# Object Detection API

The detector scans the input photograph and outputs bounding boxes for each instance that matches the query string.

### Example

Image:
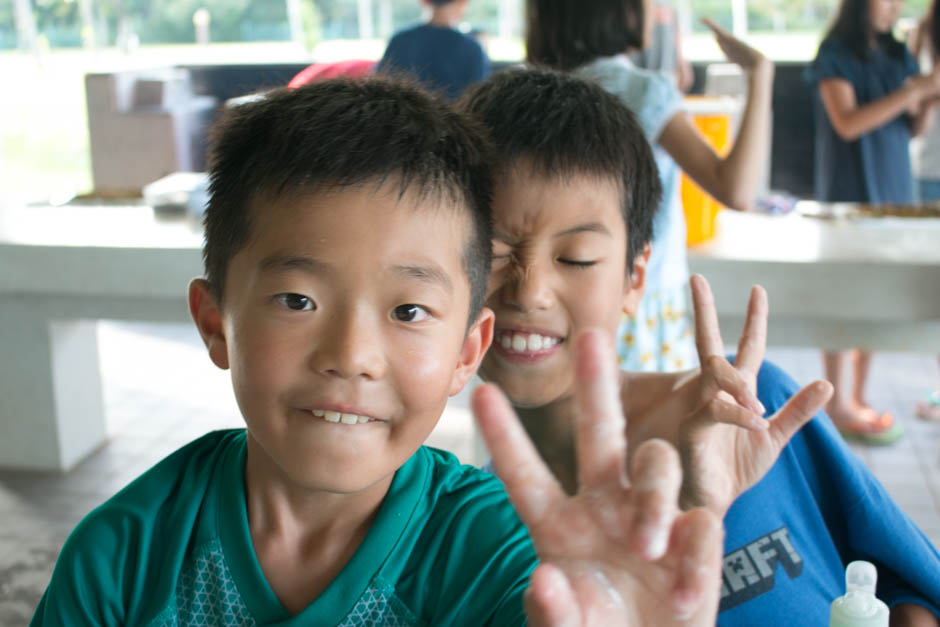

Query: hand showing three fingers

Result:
[674,275,833,517]
[473,329,723,626]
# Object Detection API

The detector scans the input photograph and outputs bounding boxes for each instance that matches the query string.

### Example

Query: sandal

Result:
[837,411,904,446]
[915,392,940,422]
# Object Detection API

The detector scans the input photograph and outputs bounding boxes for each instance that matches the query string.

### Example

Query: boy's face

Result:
[190,182,491,494]
[478,165,646,408]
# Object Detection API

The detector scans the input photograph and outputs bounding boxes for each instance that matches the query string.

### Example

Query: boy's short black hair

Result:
[459,68,660,273]
[203,77,493,321]
[525,0,646,71]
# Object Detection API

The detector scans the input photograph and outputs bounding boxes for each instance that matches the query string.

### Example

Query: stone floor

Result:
[1,321,938,623]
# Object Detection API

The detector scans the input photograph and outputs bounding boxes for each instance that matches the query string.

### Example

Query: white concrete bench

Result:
[2,202,938,471]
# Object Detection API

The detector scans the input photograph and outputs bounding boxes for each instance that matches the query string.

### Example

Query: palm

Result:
[702,17,766,71]
[473,330,722,626]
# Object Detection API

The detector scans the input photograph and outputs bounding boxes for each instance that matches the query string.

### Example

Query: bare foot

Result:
[826,401,894,434]
[915,393,940,421]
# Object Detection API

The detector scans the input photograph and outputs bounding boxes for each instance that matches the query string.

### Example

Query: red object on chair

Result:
[288,60,376,87]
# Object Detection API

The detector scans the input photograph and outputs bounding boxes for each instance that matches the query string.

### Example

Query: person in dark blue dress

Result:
[376,0,490,100]
[805,0,940,446]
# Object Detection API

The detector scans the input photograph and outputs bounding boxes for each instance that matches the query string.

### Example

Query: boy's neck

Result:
[516,398,580,495]
[428,3,463,28]
[243,436,393,614]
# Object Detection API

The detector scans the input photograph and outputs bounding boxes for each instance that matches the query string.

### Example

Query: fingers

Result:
[690,275,725,360]
[473,384,565,525]
[574,329,629,489]
[700,17,728,38]
[627,439,682,561]
[767,380,833,449]
[668,508,724,621]
[701,355,766,420]
[733,285,768,379]
[686,395,767,433]
[523,564,581,627]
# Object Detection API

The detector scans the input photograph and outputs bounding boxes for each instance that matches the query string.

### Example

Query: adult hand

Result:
[675,275,833,517]
[473,329,723,626]
[702,18,772,76]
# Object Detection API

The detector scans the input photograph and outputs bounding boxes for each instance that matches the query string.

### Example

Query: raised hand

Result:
[702,17,771,75]
[674,274,833,517]
[473,329,723,626]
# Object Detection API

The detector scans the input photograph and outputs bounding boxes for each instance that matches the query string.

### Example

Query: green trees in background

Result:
[2,0,934,51]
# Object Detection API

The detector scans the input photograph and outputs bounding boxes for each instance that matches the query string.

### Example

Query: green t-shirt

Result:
[32,429,535,625]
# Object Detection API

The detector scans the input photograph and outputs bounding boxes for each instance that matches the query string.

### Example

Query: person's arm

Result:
[891,603,940,626]
[658,19,774,211]
[818,73,937,141]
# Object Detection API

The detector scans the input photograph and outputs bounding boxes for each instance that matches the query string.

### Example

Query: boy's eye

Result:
[392,304,431,323]
[559,259,597,268]
[275,293,315,311]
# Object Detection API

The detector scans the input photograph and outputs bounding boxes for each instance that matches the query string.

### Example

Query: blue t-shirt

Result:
[805,38,919,203]
[718,361,940,623]
[376,23,490,100]
[481,361,940,622]
[576,54,688,292]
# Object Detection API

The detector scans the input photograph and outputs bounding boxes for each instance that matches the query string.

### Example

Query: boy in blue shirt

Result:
[461,67,940,625]
[32,77,723,625]
[376,0,489,100]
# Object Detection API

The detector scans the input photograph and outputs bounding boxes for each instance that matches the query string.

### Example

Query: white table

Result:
[688,205,940,353]
[2,202,939,471]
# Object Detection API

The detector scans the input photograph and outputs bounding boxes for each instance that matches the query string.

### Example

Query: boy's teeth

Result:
[499,332,559,353]
[314,409,372,424]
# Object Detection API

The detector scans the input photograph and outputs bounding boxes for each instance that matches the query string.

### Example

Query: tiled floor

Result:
[1,321,939,623]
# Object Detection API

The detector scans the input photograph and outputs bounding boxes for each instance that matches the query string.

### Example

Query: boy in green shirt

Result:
[33,78,721,626]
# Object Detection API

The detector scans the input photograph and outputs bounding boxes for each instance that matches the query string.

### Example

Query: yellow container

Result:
[681,97,734,245]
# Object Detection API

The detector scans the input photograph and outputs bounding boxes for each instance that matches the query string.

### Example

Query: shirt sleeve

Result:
[805,39,855,86]
[30,510,134,626]
[639,70,685,143]
[755,361,940,619]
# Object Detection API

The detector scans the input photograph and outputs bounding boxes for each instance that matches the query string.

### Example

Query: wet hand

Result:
[474,329,724,626]
[675,275,832,517]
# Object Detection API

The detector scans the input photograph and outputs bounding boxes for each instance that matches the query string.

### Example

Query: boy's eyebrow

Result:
[258,253,328,273]
[554,222,612,238]
[391,264,453,293]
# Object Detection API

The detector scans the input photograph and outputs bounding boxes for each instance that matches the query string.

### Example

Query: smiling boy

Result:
[32,77,724,626]
[461,68,940,624]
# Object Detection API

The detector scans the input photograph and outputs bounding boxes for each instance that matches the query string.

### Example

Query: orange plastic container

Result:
[681,97,734,245]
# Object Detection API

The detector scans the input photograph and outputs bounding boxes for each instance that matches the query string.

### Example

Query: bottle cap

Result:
[846,561,878,595]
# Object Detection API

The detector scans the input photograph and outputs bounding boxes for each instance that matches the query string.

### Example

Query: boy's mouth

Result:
[495,330,562,354]
[310,408,380,424]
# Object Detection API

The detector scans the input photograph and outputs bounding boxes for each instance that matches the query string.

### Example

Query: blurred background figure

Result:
[376,0,490,99]
[806,0,940,444]
[909,1,940,424]
[632,0,694,92]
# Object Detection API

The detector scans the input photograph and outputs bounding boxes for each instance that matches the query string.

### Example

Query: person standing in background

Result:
[805,0,940,444]
[376,0,490,100]
[909,1,940,423]
[632,1,694,92]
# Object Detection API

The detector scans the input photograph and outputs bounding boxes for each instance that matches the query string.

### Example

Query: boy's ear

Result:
[622,243,651,315]
[448,307,495,397]
[188,278,230,370]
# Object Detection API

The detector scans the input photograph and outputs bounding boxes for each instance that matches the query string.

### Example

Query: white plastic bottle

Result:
[830,561,890,627]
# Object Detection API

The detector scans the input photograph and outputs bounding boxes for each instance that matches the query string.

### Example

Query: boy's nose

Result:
[310,309,386,380]
[504,263,554,312]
